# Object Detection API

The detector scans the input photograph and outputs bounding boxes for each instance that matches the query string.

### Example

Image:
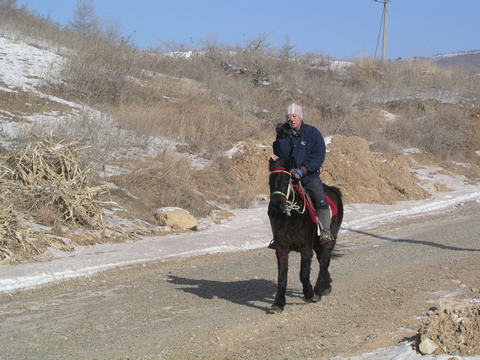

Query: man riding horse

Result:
[269,103,333,249]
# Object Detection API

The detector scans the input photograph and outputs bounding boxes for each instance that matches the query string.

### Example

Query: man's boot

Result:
[317,207,333,243]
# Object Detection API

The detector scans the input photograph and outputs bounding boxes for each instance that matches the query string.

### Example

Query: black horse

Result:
[268,157,344,313]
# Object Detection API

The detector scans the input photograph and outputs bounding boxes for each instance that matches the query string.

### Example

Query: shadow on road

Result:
[344,228,480,252]
[167,275,306,312]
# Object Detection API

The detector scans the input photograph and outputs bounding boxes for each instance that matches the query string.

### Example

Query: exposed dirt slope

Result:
[231,135,431,204]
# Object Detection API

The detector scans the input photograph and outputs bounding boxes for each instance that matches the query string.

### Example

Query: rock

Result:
[418,337,438,355]
[0,254,12,265]
[154,207,198,230]
[213,210,235,223]
[101,229,113,238]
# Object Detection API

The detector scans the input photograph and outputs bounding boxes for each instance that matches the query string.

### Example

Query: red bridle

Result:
[269,166,293,200]
[269,165,306,216]
[269,166,291,177]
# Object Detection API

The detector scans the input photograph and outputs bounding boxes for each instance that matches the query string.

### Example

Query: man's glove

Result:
[290,166,307,180]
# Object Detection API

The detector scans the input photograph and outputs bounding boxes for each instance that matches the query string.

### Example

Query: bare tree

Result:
[69,0,99,36]
[279,36,295,59]
[0,0,18,6]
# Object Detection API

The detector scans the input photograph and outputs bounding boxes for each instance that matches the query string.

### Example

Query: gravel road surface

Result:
[1,201,479,360]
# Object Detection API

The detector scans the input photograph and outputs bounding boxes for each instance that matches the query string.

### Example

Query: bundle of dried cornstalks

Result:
[0,204,33,264]
[0,204,74,265]
[0,137,113,264]
[1,137,110,229]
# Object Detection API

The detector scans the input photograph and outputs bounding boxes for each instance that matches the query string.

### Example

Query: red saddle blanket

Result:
[292,184,338,223]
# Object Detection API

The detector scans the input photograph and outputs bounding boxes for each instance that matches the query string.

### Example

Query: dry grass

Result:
[107,150,257,221]
[10,2,476,161]
[392,104,476,160]
[108,152,210,221]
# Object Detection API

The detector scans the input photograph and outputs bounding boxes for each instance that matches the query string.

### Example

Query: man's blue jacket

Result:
[273,122,326,184]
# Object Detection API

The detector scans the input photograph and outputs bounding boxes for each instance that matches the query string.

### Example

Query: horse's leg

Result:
[270,249,289,313]
[313,239,335,301]
[300,248,314,301]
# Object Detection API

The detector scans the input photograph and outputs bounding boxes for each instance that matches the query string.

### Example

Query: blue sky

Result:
[18,0,480,60]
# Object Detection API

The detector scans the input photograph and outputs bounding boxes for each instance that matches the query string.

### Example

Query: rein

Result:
[269,167,306,216]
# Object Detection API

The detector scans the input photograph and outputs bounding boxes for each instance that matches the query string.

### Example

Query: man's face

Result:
[286,114,302,131]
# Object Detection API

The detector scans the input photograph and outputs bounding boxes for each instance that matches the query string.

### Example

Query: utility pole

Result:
[374,0,389,61]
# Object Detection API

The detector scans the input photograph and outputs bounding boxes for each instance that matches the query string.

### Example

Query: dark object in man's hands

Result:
[282,120,293,131]
[275,121,293,137]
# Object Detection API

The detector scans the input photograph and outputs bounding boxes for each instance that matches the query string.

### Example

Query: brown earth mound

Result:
[417,301,480,356]
[231,135,430,204]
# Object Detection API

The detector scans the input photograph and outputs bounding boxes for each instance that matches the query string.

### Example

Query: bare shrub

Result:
[344,57,383,89]
[0,1,62,42]
[195,154,258,209]
[393,105,475,160]
[56,36,139,105]
[109,152,212,220]
[108,151,258,222]
[362,59,480,105]
[28,108,128,164]
[112,75,264,156]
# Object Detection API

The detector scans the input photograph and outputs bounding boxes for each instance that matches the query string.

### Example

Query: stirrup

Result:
[319,231,334,244]
[268,239,276,249]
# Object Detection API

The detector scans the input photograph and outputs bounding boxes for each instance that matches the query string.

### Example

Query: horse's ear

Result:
[269,157,276,171]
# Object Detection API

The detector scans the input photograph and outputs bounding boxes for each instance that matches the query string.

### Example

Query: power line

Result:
[373,0,389,61]
[374,4,384,58]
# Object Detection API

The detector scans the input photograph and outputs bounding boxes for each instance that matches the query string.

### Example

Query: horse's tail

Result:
[323,185,344,247]
[324,185,343,219]
[331,249,343,259]
[326,185,342,200]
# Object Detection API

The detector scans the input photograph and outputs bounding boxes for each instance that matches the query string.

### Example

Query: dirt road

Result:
[1,202,480,360]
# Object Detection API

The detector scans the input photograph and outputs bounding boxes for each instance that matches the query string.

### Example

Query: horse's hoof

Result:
[322,287,332,296]
[267,305,283,314]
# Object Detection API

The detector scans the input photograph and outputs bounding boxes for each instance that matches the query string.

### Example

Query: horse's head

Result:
[268,158,294,214]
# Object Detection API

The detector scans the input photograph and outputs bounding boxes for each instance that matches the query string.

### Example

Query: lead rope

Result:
[283,181,306,216]
[269,168,306,216]
[298,181,322,235]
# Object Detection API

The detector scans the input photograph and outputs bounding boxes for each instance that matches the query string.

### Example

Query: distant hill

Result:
[429,50,480,71]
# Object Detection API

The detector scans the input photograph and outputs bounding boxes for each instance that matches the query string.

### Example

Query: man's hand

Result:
[290,166,307,180]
